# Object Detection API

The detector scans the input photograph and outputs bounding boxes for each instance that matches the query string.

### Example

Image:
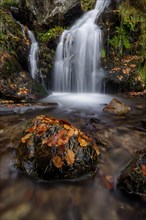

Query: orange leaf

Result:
[57,136,69,146]
[74,129,78,135]
[141,165,146,176]
[26,125,37,133]
[67,128,74,137]
[93,145,100,155]
[64,124,71,130]
[78,136,87,147]
[105,175,114,190]
[36,124,47,135]
[52,156,63,168]
[21,133,32,143]
[42,138,48,145]
[65,149,75,166]
[48,130,67,146]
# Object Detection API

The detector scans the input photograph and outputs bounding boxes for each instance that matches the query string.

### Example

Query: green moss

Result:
[0,9,23,52]
[138,64,146,87]
[0,0,19,8]
[81,0,96,11]
[37,26,64,42]
[100,48,106,59]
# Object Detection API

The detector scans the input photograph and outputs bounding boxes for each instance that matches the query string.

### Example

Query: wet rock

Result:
[16,115,100,181]
[141,119,146,129]
[19,0,82,30]
[117,149,146,195]
[0,8,47,101]
[103,98,130,114]
[98,0,145,93]
[0,52,47,101]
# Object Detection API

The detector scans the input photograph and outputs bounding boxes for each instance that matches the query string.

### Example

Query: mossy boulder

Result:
[0,8,29,70]
[117,149,146,195]
[98,0,146,93]
[16,115,100,181]
[0,8,47,101]
[0,52,47,101]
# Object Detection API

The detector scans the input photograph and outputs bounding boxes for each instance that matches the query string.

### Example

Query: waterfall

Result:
[28,30,39,80]
[54,0,110,93]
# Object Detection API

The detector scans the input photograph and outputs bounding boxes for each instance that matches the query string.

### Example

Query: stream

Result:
[0,93,146,220]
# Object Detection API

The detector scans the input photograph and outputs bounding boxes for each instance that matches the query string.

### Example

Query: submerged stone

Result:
[16,115,100,181]
[103,98,130,114]
[117,149,146,195]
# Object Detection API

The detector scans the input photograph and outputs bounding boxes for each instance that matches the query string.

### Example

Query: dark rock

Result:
[103,98,130,114]
[98,0,145,93]
[0,8,30,71]
[0,52,47,101]
[117,149,146,195]
[16,115,100,181]
[141,119,146,129]
[18,0,83,30]
[0,8,47,101]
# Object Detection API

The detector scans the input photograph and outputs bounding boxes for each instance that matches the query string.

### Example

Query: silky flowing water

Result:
[28,30,39,80]
[54,0,110,92]
[0,93,146,220]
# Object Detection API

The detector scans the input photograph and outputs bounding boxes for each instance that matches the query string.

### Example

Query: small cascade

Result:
[28,30,39,80]
[54,0,110,93]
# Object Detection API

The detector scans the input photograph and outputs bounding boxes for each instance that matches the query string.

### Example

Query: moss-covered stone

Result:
[117,149,146,195]
[0,52,47,101]
[99,0,146,92]
[81,0,96,11]
[16,115,100,181]
[0,8,30,70]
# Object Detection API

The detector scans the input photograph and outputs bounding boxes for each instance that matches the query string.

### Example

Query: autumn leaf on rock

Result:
[65,149,75,166]
[21,133,32,143]
[52,156,63,168]
[57,136,69,146]
[26,125,37,133]
[78,136,87,147]
[64,124,71,130]
[36,124,47,136]
[67,128,74,137]
[141,165,146,176]
[74,129,78,135]
[42,138,48,145]
[48,130,67,146]
[105,175,114,190]
[93,145,100,155]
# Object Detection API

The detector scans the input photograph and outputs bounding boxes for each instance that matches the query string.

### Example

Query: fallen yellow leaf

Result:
[65,149,75,166]
[52,156,63,168]
[21,133,32,143]
[78,136,87,147]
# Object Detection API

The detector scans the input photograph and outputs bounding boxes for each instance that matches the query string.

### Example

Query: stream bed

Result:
[0,93,146,220]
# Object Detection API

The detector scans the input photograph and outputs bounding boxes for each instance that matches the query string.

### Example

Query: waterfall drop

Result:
[28,30,39,80]
[54,0,110,93]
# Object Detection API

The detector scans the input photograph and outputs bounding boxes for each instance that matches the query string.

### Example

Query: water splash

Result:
[54,0,110,93]
[28,30,39,79]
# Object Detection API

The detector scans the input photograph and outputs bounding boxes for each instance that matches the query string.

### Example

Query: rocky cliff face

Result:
[99,0,146,93]
[18,0,82,30]
[0,7,47,101]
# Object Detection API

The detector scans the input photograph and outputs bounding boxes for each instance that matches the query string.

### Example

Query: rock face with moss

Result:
[99,0,146,93]
[117,149,146,195]
[16,115,100,180]
[0,7,47,101]
[18,0,82,30]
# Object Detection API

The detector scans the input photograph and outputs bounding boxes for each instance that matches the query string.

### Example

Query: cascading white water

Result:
[54,0,110,93]
[28,30,39,79]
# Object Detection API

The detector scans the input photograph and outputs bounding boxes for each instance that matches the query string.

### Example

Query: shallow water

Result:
[0,93,146,220]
